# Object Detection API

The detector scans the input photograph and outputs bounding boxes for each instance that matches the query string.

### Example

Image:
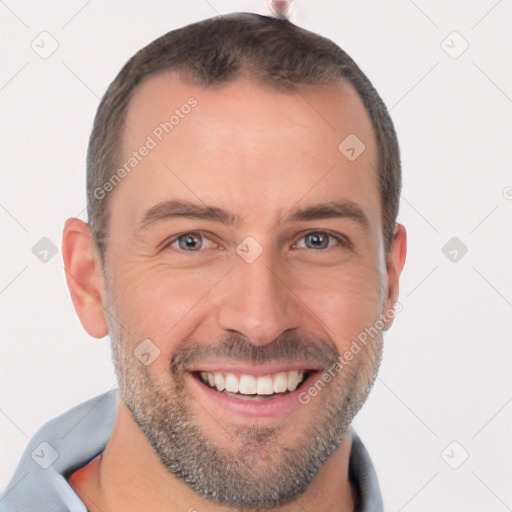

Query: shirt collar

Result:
[348,427,384,511]
[2,389,383,511]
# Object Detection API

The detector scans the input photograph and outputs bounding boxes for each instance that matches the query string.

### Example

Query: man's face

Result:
[102,73,390,506]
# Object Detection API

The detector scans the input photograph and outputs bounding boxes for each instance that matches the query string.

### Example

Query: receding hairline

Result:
[117,67,368,165]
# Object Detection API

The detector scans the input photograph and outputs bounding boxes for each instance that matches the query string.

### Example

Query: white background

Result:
[1,1,511,510]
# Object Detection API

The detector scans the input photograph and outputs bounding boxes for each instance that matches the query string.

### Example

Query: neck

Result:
[68,398,357,512]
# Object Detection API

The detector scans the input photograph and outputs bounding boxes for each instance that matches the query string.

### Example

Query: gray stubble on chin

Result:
[108,321,383,507]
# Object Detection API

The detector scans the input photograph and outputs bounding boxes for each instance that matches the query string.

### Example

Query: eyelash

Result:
[161,230,352,252]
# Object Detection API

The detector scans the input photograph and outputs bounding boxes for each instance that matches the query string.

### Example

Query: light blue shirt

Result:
[1,389,383,511]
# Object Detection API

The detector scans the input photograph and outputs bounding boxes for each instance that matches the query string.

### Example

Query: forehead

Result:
[123,72,375,157]
[111,72,380,235]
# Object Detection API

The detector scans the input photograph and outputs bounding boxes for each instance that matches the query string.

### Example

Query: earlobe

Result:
[61,218,109,339]
[383,223,407,330]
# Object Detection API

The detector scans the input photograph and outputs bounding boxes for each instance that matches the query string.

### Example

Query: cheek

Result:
[301,265,384,343]
[108,259,223,347]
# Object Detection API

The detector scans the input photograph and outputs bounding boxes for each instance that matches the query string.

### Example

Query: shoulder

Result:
[1,389,117,512]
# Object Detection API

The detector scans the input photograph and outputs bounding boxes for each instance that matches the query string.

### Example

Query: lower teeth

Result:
[223,390,283,401]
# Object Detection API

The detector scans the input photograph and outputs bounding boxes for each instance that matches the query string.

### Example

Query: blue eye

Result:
[166,232,217,252]
[295,231,348,250]
[162,230,350,253]
[177,233,202,251]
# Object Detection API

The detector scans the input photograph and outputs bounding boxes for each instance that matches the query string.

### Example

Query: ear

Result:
[382,223,407,330]
[61,218,109,338]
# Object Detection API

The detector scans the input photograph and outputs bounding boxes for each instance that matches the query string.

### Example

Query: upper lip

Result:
[188,361,323,376]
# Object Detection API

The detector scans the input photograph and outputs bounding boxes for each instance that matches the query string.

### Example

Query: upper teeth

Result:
[199,370,306,395]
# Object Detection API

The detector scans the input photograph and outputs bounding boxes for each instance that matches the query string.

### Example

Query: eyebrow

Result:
[136,199,370,233]
[283,200,370,231]
[137,200,240,231]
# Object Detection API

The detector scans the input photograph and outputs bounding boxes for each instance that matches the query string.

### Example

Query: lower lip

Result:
[187,371,321,419]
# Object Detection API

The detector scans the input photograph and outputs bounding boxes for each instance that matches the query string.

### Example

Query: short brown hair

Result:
[87,12,401,262]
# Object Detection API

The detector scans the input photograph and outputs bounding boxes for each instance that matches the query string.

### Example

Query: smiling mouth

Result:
[193,370,312,401]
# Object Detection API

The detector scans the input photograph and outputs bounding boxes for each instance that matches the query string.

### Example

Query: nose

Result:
[216,248,301,346]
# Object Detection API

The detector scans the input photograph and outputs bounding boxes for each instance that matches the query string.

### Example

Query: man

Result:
[2,12,406,512]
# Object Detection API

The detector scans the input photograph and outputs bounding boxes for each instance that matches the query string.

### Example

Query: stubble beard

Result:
[105,296,383,508]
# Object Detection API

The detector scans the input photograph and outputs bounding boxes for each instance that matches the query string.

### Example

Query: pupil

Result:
[307,233,327,249]
[179,234,201,250]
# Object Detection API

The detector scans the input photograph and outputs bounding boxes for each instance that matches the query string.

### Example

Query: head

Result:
[63,12,406,508]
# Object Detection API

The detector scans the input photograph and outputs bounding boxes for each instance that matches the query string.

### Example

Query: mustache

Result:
[171,331,340,375]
